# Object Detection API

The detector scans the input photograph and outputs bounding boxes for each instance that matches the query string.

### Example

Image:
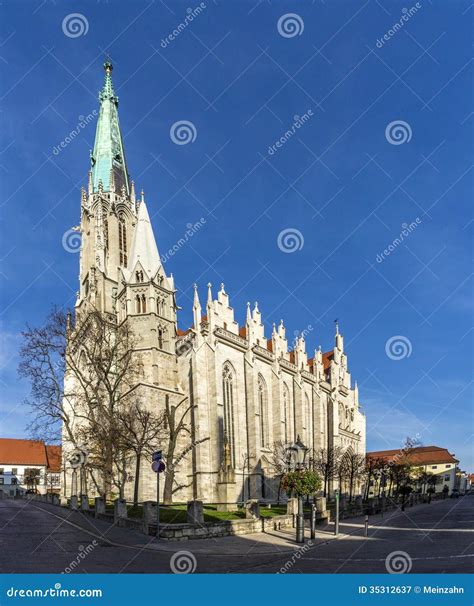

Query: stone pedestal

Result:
[114,498,127,523]
[245,499,260,520]
[287,497,298,515]
[315,496,327,513]
[217,467,238,512]
[143,501,158,535]
[70,495,78,511]
[187,500,204,525]
[80,494,89,512]
[51,494,60,506]
[94,497,105,518]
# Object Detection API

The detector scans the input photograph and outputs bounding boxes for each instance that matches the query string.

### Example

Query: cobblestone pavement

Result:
[1,495,473,573]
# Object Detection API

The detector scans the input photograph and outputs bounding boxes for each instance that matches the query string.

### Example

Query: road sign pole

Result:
[156,468,160,541]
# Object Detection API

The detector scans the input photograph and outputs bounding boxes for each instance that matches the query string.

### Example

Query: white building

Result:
[62,63,366,504]
[0,438,61,496]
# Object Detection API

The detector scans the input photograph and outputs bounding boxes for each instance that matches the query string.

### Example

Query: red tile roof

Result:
[45,445,62,472]
[0,439,62,471]
[367,446,458,466]
[0,439,47,466]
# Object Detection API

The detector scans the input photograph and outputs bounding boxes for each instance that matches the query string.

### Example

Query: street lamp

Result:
[288,436,308,543]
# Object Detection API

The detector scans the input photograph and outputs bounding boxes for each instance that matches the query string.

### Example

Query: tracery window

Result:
[222,363,236,466]
[257,375,268,448]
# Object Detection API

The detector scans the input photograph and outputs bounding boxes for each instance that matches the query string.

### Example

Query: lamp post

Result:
[288,436,308,544]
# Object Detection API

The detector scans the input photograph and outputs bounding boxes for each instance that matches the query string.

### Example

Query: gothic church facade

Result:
[62,63,366,503]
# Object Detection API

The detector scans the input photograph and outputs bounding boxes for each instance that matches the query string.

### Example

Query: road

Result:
[1,495,473,573]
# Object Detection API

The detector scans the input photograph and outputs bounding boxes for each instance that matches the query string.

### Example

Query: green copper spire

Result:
[90,62,130,195]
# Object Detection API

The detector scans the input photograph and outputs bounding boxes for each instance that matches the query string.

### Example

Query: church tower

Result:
[77,61,136,315]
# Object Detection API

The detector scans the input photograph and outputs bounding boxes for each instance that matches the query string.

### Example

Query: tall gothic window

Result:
[257,375,268,448]
[141,294,146,313]
[158,327,164,349]
[222,363,236,466]
[135,295,141,314]
[118,217,127,266]
[282,383,290,444]
[304,393,311,445]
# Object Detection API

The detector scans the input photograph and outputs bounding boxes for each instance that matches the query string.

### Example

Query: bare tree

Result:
[19,308,70,444]
[162,395,209,505]
[268,441,291,503]
[19,306,143,499]
[340,451,365,501]
[312,446,343,497]
[117,401,166,505]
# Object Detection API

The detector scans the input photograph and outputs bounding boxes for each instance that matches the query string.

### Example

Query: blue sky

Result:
[0,0,472,469]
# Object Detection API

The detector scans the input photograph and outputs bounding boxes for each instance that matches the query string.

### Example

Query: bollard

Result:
[364,514,369,537]
[334,490,340,536]
[310,504,316,539]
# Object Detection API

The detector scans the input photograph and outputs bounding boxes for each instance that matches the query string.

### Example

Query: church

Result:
[62,63,366,504]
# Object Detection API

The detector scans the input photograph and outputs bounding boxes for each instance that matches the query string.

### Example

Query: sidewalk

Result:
[20,495,449,557]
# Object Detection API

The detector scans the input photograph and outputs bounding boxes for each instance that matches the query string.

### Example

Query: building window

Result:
[158,327,164,349]
[282,383,291,444]
[0,479,3,485]
[304,393,311,444]
[11,468,17,475]
[135,295,141,314]
[0,468,4,475]
[446,464,451,468]
[257,375,268,448]
[431,465,438,469]
[11,478,17,485]
[222,363,236,466]
[118,218,127,266]
[136,270,144,283]
[444,475,450,481]
[141,294,146,313]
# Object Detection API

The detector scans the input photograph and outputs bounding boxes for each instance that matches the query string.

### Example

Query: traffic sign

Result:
[152,451,162,462]
[152,460,165,474]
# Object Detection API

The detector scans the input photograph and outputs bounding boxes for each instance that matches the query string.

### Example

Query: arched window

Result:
[141,294,146,313]
[282,383,290,444]
[257,375,268,448]
[136,270,144,283]
[118,217,127,266]
[222,363,236,466]
[304,393,311,445]
[135,295,141,314]
[158,327,164,349]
